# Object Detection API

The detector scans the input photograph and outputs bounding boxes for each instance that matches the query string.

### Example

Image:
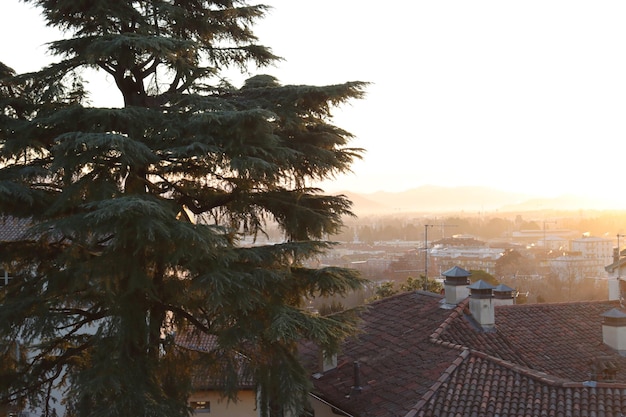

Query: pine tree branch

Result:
[139,55,160,78]
[162,303,214,335]
[96,60,116,76]
[48,307,108,325]
[2,336,94,407]
[166,71,182,94]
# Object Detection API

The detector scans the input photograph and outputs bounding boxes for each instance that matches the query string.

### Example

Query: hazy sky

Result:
[3,1,626,205]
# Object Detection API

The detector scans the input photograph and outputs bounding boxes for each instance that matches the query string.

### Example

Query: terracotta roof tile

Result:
[417,355,626,417]
[0,216,30,242]
[175,330,255,390]
[175,330,221,352]
[309,291,626,416]
[437,300,533,367]
[494,301,624,382]
[304,291,461,417]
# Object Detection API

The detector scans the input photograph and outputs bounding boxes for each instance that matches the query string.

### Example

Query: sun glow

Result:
[4,0,626,211]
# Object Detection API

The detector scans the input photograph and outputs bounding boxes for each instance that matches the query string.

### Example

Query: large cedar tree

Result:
[0,1,367,416]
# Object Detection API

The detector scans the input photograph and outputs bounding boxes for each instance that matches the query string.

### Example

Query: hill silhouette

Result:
[335,186,619,215]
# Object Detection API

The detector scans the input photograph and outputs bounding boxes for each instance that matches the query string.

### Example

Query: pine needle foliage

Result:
[0,1,367,416]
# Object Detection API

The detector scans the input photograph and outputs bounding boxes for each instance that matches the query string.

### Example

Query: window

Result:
[190,401,210,414]
[0,268,11,287]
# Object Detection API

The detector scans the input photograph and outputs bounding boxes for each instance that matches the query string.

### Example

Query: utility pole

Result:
[423,224,457,280]
[618,234,625,273]
[424,225,432,280]
[542,220,557,250]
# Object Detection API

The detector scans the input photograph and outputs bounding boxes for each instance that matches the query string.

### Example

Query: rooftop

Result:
[304,291,626,417]
[302,291,460,417]
[175,330,255,390]
[0,216,30,242]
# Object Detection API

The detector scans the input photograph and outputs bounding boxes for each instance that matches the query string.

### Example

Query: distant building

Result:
[547,236,614,283]
[542,235,569,251]
[605,248,626,301]
[549,252,596,281]
[510,228,578,246]
[429,237,503,275]
[571,235,613,273]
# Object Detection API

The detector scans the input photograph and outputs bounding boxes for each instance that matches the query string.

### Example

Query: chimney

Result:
[609,250,625,302]
[493,283,516,306]
[442,266,471,305]
[468,280,496,329]
[318,350,338,373]
[351,361,362,394]
[601,308,626,353]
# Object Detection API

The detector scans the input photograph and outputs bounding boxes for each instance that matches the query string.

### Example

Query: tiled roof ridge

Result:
[469,349,626,389]
[495,298,619,310]
[469,349,569,385]
[401,299,473,417]
[403,349,471,417]
[429,298,468,345]
[421,297,626,417]
[367,289,443,308]
[406,345,626,417]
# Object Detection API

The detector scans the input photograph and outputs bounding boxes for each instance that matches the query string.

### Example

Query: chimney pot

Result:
[468,280,496,329]
[601,308,626,353]
[493,283,516,306]
[442,266,471,305]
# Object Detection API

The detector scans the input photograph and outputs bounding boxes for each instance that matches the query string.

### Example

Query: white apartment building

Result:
[569,236,613,279]
[429,245,503,276]
[543,235,569,251]
[571,236,613,263]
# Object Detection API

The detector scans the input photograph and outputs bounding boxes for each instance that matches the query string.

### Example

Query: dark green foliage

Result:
[0,1,367,416]
[400,275,443,293]
[371,281,398,300]
[495,249,532,279]
[469,270,499,286]
[368,275,443,302]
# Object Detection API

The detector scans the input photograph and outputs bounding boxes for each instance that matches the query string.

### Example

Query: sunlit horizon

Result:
[316,180,626,213]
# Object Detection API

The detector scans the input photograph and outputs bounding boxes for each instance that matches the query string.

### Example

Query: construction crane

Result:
[423,224,457,279]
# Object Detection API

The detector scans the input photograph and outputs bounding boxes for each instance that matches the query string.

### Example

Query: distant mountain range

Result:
[334,186,622,215]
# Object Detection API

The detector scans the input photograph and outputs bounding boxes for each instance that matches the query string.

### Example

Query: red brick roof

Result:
[440,300,626,383]
[306,292,626,417]
[176,330,220,353]
[302,291,461,417]
[415,354,626,417]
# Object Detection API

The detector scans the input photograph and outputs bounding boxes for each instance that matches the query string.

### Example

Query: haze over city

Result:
[3,0,626,209]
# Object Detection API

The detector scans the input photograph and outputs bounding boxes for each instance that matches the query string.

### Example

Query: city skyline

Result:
[3,0,626,207]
